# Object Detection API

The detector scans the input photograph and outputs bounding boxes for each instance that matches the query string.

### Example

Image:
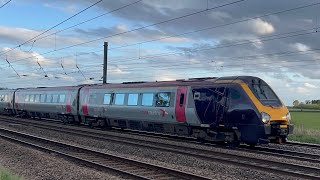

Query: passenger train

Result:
[0,76,294,146]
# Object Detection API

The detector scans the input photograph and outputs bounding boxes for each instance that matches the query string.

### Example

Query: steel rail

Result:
[0,117,319,179]
[286,141,320,149]
[0,127,210,180]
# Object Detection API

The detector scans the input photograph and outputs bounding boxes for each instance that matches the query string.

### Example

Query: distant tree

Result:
[305,100,311,104]
[311,100,320,104]
[299,102,305,106]
[293,100,299,107]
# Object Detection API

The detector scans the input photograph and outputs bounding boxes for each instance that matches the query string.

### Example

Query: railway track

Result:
[0,117,320,179]
[1,116,320,162]
[0,127,210,180]
[286,141,320,149]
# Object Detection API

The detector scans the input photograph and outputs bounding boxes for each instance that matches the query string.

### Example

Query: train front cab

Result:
[191,77,294,145]
[240,78,294,144]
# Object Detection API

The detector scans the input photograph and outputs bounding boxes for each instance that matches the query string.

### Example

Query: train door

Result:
[81,88,89,116]
[175,86,187,123]
[65,91,72,114]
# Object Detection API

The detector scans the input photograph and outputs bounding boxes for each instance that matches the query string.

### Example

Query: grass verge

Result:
[288,111,320,144]
[0,167,22,180]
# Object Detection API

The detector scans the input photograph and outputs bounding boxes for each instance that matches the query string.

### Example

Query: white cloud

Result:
[0,26,86,48]
[296,86,310,94]
[1,48,52,66]
[189,58,200,64]
[304,82,317,89]
[291,43,310,52]
[44,3,78,14]
[249,18,275,35]
[159,36,191,43]
[208,11,232,21]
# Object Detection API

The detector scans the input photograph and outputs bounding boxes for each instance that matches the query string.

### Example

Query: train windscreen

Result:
[248,80,282,107]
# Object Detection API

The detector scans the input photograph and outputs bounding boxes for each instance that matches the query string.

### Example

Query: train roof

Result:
[15,86,81,92]
[83,76,264,89]
[2,76,265,91]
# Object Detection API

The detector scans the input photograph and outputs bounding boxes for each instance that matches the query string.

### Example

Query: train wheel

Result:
[282,137,287,143]
[275,137,283,144]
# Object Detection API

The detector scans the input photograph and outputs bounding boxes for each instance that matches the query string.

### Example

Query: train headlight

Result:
[286,112,291,123]
[261,112,271,124]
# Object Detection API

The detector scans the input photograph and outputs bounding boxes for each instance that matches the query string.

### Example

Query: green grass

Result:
[288,111,320,144]
[0,168,22,180]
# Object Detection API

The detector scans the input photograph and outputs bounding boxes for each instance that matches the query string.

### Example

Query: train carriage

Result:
[79,84,194,134]
[79,76,293,145]
[0,76,294,146]
[0,89,15,115]
[14,86,80,122]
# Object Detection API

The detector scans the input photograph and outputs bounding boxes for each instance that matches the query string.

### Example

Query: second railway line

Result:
[0,115,319,179]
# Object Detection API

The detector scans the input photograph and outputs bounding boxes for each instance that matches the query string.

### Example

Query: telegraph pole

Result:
[103,42,108,84]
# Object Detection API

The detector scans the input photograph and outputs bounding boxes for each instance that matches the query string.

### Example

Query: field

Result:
[288,111,320,144]
[0,167,22,180]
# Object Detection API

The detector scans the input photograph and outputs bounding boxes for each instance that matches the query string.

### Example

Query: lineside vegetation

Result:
[288,111,320,144]
[0,167,22,180]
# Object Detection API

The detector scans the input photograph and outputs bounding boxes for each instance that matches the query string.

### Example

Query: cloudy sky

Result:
[0,0,319,105]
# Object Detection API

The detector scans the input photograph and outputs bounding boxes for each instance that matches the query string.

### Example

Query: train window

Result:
[59,94,66,103]
[179,93,185,106]
[115,94,125,105]
[25,95,30,102]
[46,94,52,103]
[230,88,241,100]
[248,79,281,107]
[142,93,153,106]
[52,94,59,103]
[103,94,111,105]
[29,95,35,102]
[155,92,170,107]
[40,94,46,103]
[34,94,40,102]
[128,94,138,106]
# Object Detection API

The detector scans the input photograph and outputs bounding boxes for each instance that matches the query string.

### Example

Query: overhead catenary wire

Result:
[36,60,49,78]
[3,24,319,67]
[104,27,320,63]
[2,60,320,87]
[1,1,320,86]
[106,1,320,52]
[88,62,320,83]
[5,56,20,77]
[1,28,320,84]
[1,0,247,64]
[0,0,11,9]
[4,0,320,67]
[34,0,143,42]
[34,50,320,79]
[78,56,319,75]
[3,29,320,80]
[0,0,103,56]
